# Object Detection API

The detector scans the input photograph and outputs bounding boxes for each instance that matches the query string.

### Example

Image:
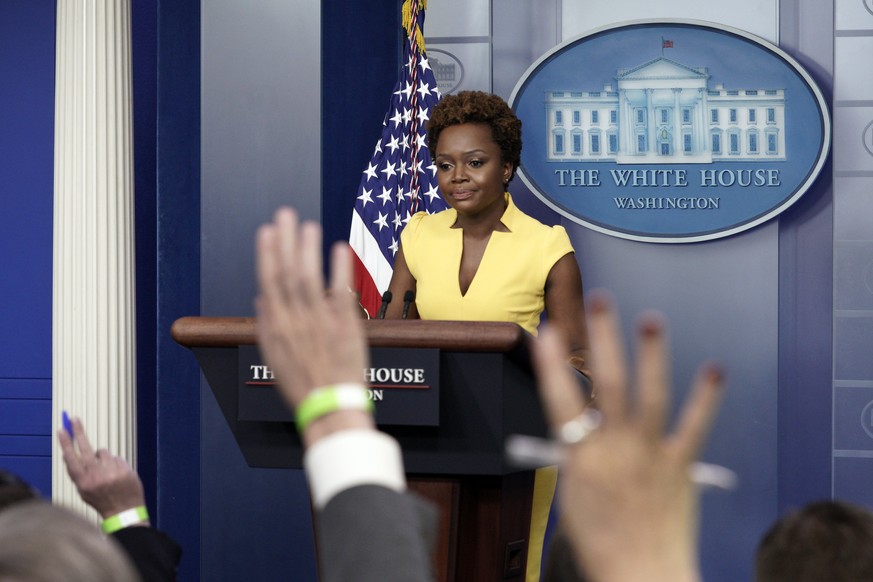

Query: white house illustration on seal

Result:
[544,56,786,164]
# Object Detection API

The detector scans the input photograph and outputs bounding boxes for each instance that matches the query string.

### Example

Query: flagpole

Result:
[348,0,446,316]
[404,0,423,213]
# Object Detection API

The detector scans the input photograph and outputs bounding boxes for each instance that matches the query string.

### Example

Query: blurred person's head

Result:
[0,470,39,511]
[0,501,140,581]
[756,500,873,582]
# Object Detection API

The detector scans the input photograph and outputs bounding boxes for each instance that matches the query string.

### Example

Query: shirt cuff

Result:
[304,429,406,510]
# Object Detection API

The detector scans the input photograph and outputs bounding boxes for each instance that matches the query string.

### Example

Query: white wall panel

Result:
[835,37,873,99]
[834,108,873,171]
[561,0,779,42]
[835,0,873,30]
[427,0,490,37]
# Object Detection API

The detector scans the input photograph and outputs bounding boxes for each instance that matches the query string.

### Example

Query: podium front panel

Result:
[194,345,548,475]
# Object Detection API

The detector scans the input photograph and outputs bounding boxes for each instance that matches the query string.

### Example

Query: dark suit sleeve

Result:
[542,529,588,582]
[111,526,182,582]
[316,485,437,582]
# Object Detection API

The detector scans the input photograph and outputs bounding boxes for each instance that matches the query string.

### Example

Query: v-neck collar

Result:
[454,192,517,297]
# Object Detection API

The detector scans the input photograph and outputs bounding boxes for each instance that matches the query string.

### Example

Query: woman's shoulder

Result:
[510,205,571,242]
[408,207,455,230]
[535,222,573,254]
[401,208,455,245]
[508,211,575,264]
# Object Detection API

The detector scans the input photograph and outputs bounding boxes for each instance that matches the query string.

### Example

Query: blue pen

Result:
[62,410,74,441]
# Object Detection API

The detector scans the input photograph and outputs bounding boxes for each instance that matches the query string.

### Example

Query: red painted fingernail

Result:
[587,291,611,313]
[705,362,725,384]
[639,319,661,337]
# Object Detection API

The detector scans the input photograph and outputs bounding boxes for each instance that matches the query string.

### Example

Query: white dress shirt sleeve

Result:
[303,429,406,510]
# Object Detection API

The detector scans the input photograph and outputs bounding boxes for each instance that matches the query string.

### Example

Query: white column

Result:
[621,92,633,155]
[672,88,682,155]
[52,0,137,515]
[646,89,655,153]
[619,90,629,154]
[700,88,709,153]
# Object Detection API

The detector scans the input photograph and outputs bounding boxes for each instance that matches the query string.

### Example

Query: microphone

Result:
[376,291,392,319]
[401,290,415,320]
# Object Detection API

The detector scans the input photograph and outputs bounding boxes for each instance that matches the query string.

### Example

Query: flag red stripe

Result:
[347,0,446,315]
[352,251,381,318]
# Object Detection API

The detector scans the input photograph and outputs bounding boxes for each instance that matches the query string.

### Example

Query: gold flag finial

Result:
[401,0,428,54]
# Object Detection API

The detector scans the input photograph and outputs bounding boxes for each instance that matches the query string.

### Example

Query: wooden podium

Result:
[172,317,550,581]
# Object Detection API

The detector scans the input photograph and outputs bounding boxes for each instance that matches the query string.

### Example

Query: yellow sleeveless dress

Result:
[402,193,574,581]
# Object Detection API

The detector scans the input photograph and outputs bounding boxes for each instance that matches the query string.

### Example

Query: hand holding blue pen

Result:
[57,416,148,523]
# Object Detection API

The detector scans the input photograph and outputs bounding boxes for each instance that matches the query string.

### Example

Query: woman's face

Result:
[433,123,512,218]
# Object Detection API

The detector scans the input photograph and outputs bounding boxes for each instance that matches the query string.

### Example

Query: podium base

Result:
[408,471,535,581]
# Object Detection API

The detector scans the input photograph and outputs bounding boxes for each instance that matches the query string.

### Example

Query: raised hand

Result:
[532,292,724,582]
[255,208,373,446]
[58,417,147,522]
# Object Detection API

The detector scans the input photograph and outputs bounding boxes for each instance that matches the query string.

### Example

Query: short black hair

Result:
[427,91,522,182]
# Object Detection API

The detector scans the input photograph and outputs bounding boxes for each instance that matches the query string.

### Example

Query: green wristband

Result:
[295,383,374,433]
[101,506,149,534]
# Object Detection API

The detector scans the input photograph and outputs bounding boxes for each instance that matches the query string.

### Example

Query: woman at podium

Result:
[385,90,590,378]
[384,90,591,581]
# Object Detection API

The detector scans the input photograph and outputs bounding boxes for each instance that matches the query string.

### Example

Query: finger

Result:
[255,224,281,320]
[533,326,587,430]
[328,243,358,322]
[328,242,353,302]
[274,207,300,291]
[299,221,325,305]
[634,311,670,436]
[57,425,74,455]
[329,242,365,335]
[256,221,297,351]
[273,208,308,323]
[586,291,629,423]
[57,429,84,479]
[670,362,725,462]
[292,223,330,351]
[71,417,95,459]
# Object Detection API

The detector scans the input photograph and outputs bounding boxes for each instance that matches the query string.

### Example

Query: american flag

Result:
[349,0,447,317]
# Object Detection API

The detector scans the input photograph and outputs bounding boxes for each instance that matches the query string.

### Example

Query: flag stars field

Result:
[374,212,389,231]
[349,0,447,316]
[381,161,397,179]
[358,188,373,207]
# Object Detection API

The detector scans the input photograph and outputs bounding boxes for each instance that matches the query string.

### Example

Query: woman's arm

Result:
[544,253,591,378]
[383,247,419,320]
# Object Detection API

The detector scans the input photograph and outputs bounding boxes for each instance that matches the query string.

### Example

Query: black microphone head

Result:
[400,290,415,320]
[376,290,393,319]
